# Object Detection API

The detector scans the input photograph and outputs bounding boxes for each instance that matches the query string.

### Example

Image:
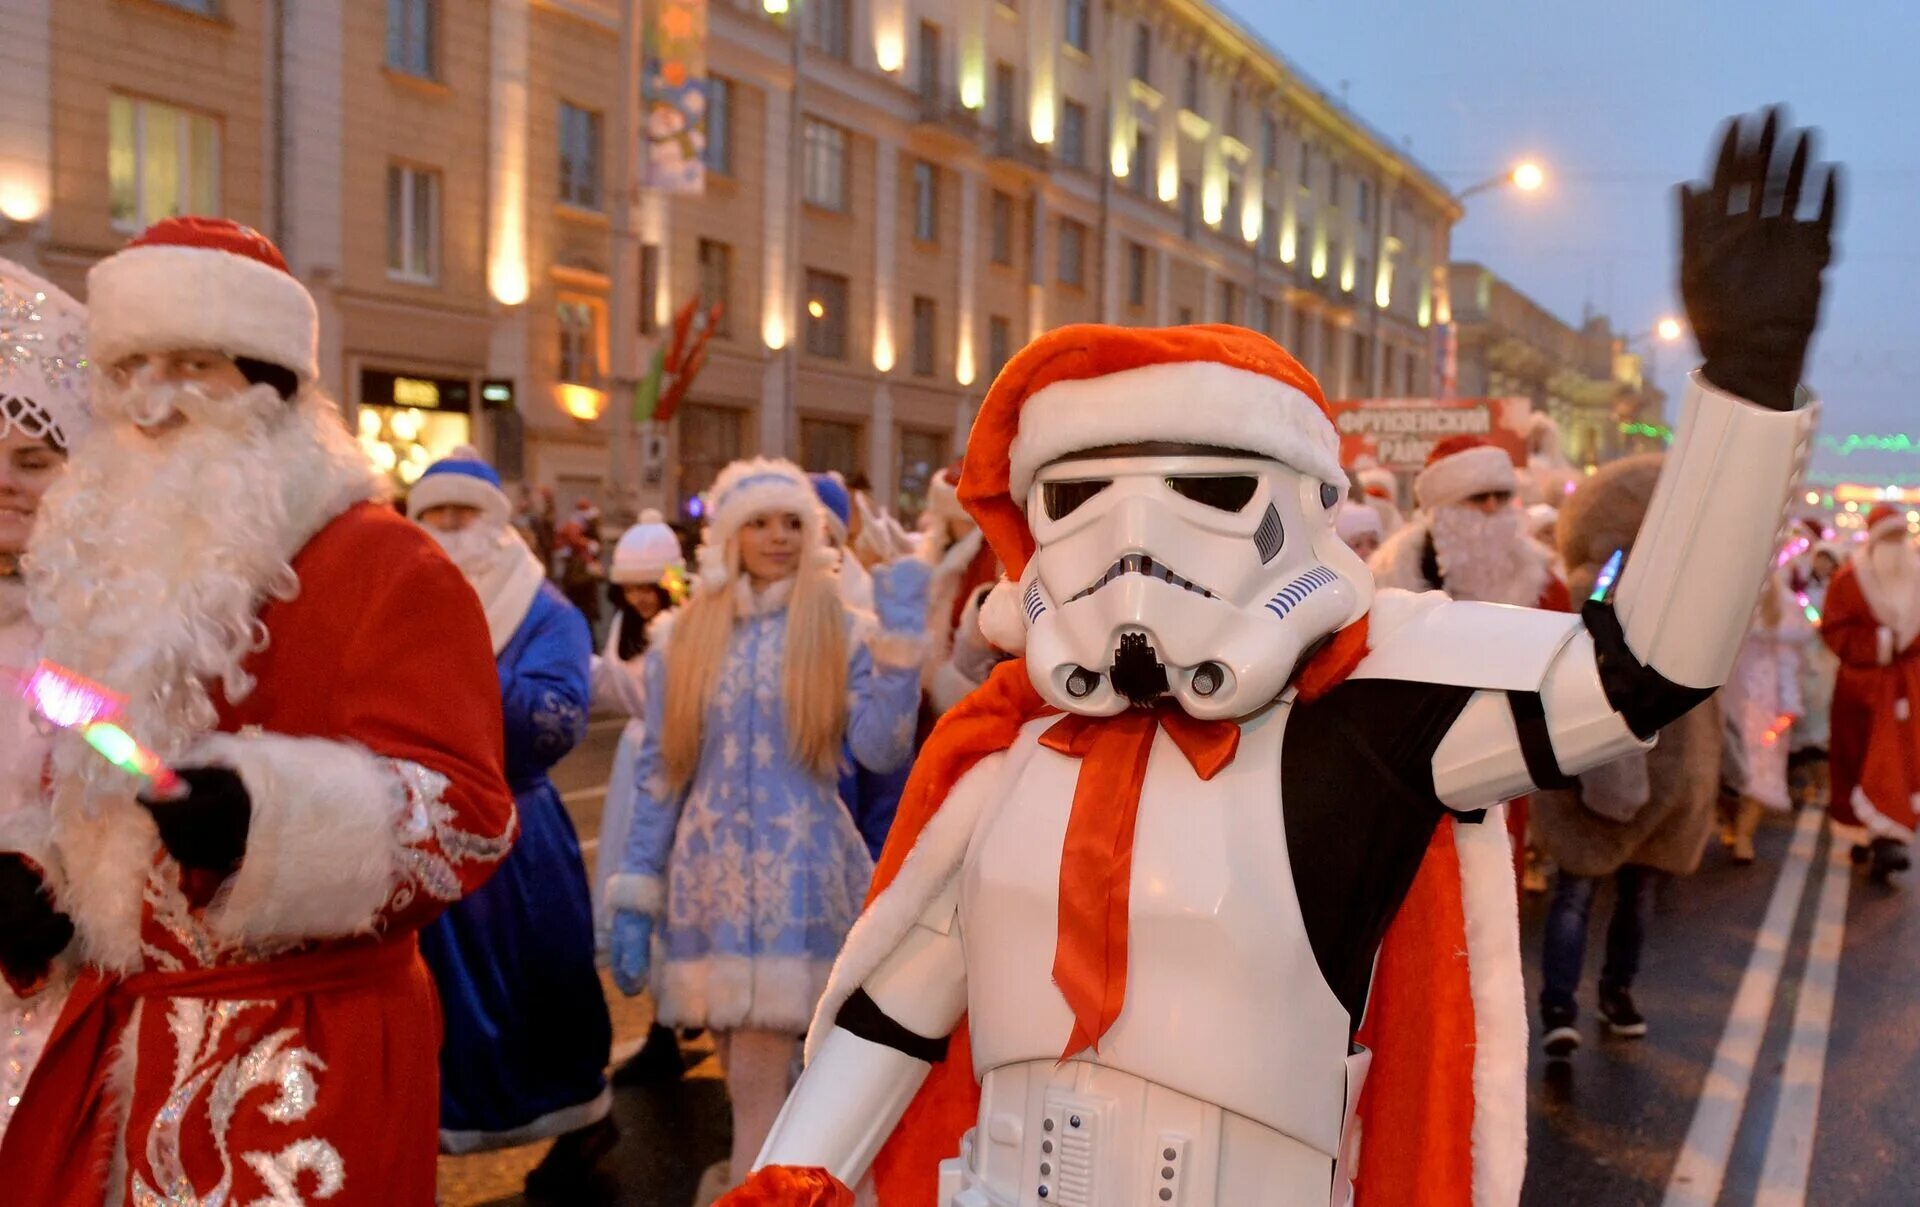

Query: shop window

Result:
[109,95,219,233]
[385,164,439,283]
[386,0,436,78]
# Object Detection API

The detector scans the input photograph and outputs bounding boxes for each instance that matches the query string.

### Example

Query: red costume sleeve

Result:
[1820,566,1888,669]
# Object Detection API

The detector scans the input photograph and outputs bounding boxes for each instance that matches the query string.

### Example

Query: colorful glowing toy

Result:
[1590,548,1627,603]
[14,659,181,796]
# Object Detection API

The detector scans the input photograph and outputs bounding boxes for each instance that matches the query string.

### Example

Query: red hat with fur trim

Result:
[1867,502,1908,541]
[88,217,319,383]
[1414,434,1519,510]
[957,323,1342,578]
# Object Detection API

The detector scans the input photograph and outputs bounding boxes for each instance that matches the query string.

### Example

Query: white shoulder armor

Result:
[1350,598,1585,693]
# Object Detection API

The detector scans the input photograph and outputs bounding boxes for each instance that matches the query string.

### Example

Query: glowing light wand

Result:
[13,659,182,796]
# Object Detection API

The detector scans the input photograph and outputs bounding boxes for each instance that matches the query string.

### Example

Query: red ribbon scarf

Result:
[1040,704,1240,1059]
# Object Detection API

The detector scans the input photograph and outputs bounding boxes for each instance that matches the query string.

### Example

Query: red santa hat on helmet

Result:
[963,323,1345,651]
[1866,503,1910,542]
[1414,434,1520,510]
[87,217,319,383]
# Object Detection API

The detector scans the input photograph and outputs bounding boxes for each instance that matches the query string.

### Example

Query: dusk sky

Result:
[1224,0,1918,487]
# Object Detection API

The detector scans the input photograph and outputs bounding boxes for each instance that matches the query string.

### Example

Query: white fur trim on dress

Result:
[1414,445,1519,510]
[1007,361,1344,500]
[806,749,1010,1064]
[87,244,320,381]
[656,953,835,1034]
[194,732,408,946]
[604,872,666,915]
[1454,805,1528,1207]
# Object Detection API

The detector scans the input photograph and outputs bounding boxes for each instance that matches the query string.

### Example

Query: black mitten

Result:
[0,853,74,988]
[139,766,253,876]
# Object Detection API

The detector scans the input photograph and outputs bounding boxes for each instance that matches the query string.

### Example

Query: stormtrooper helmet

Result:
[966,325,1374,722]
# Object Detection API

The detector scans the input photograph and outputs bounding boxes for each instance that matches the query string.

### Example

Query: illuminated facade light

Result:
[1030,96,1056,145]
[1375,267,1393,310]
[0,181,45,224]
[873,331,896,373]
[959,63,986,110]
[1111,141,1131,179]
[1241,208,1261,244]
[875,31,905,73]
[1157,165,1178,204]
[556,383,607,421]
[807,298,826,320]
[763,0,790,13]
[763,314,788,351]
[1279,225,1297,265]
[1310,238,1327,281]
[956,345,976,387]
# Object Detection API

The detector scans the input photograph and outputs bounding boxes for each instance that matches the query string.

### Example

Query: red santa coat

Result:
[0,503,515,1206]
[1822,557,1920,839]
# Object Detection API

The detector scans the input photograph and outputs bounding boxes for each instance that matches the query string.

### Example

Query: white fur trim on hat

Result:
[406,465,510,526]
[1869,510,1909,541]
[1414,444,1518,510]
[1334,501,1383,544]
[87,243,319,381]
[695,457,823,588]
[1007,361,1344,502]
[977,578,1027,653]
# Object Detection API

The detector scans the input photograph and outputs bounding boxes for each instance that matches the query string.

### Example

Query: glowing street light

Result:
[1656,316,1684,342]
[1511,161,1546,192]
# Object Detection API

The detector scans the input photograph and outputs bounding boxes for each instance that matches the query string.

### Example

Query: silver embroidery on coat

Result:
[385,758,515,915]
[131,1001,342,1206]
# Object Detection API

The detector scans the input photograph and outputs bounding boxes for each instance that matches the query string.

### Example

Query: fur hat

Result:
[611,509,685,585]
[1866,503,1908,542]
[88,217,318,383]
[0,257,91,449]
[1557,453,1664,599]
[1414,435,1519,511]
[1334,500,1383,545]
[695,457,824,588]
[407,447,509,525]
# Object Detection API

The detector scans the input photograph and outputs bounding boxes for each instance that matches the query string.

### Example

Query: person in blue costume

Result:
[814,471,910,860]
[606,456,929,1196]
[409,450,614,1200]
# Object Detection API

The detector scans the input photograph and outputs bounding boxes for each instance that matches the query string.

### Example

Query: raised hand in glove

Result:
[870,557,932,634]
[0,853,74,993]
[1679,106,1840,412]
[138,766,252,877]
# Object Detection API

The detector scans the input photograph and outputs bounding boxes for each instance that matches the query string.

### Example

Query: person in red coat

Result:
[0,218,515,1205]
[1822,503,1920,881]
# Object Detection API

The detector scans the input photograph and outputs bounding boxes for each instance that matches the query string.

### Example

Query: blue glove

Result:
[870,558,932,633]
[610,910,654,997]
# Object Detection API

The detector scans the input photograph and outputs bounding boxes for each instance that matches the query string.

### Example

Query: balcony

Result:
[989,128,1051,174]
[915,90,984,148]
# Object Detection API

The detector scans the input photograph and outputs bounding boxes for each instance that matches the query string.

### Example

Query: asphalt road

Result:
[442,732,1920,1206]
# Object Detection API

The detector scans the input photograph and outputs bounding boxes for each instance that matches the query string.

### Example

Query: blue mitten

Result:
[870,558,932,633]
[610,909,654,996]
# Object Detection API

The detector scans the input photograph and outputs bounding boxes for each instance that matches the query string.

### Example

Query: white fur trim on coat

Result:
[1007,361,1344,500]
[87,244,319,381]
[193,732,407,946]
[603,871,666,915]
[1414,444,1519,510]
[1455,805,1528,1207]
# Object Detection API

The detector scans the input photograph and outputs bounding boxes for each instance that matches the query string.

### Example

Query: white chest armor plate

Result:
[949,707,1368,1207]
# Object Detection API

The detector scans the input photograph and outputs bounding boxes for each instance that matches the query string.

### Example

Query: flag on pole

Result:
[633,342,668,423]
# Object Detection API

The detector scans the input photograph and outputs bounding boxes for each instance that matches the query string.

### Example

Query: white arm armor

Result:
[754,876,969,1184]
[1421,374,1813,810]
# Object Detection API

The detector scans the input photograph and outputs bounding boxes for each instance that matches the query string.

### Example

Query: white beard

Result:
[26,380,379,799]
[428,523,503,580]
[1429,505,1546,607]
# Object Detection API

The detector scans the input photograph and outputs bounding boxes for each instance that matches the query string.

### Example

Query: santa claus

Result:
[0,218,515,1204]
[1352,460,1405,537]
[1822,503,1920,880]
[1370,434,1572,612]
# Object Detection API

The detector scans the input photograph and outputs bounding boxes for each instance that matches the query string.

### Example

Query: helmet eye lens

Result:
[1166,475,1258,512]
[1042,478,1111,520]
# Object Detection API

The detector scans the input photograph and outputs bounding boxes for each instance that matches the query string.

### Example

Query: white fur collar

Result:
[1853,544,1920,653]
[734,574,795,617]
[464,533,548,654]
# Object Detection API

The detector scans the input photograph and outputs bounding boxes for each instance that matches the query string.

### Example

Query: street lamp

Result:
[1454,160,1549,203]
[1655,316,1683,343]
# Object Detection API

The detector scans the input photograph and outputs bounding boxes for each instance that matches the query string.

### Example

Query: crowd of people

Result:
[0,106,1907,1207]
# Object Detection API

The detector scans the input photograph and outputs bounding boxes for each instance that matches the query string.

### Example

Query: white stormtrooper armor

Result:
[753,372,1811,1207]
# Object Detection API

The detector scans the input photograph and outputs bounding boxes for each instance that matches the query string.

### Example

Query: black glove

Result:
[139,766,253,876]
[1678,106,1840,411]
[0,853,74,988]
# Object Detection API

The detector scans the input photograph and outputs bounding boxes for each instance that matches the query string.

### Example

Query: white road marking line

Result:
[1753,833,1853,1207]
[579,837,598,859]
[561,784,608,805]
[1662,808,1824,1207]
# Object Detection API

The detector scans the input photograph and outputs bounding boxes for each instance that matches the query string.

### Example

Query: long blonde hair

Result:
[660,540,850,794]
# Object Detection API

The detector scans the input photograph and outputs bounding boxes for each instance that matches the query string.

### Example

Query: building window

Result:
[1182,55,1200,112]
[557,299,603,387]
[1217,279,1239,325]
[705,77,733,174]
[994,62,1017,140]
[1132,127,1151,194]
[1064,0,1091,53]
[559,103,603,209]
[1352,332,1372,395]
[990,190,1014,265]
[803,118,849,211]
[913,161,939,242]
[800,418,862,478]
[1224,178,1241,231]
[639,244,660,334]
[987,315,1012,379]
[802,0,851,60]
[1125,240,1147,307]
[917,22,942,99]
[1262,115,1279,170]
[1330,162,1343,210]
[1260,203,1278,257]
[108,95,220,233]
[385,164,438,283]
[896,428,947,523]
[679,404,744,518]
[1131,23,1151,83]
[804,269,849,358]
[1179,178,1197,239]
[911,296,937,376]
[1177,305,1193,326]
[1298,138,1313,188]
[1059,101,1087,170]
[158,0,219,12]
[1226,89,1242,140]
[1058,217,1087,287]
[386,0,436,77]
[1357,179,1373,227]
[696,239,732,336]
[1255,295,1276,337]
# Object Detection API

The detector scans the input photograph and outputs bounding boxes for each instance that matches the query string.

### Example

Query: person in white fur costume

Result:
[0,257,91,1145]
